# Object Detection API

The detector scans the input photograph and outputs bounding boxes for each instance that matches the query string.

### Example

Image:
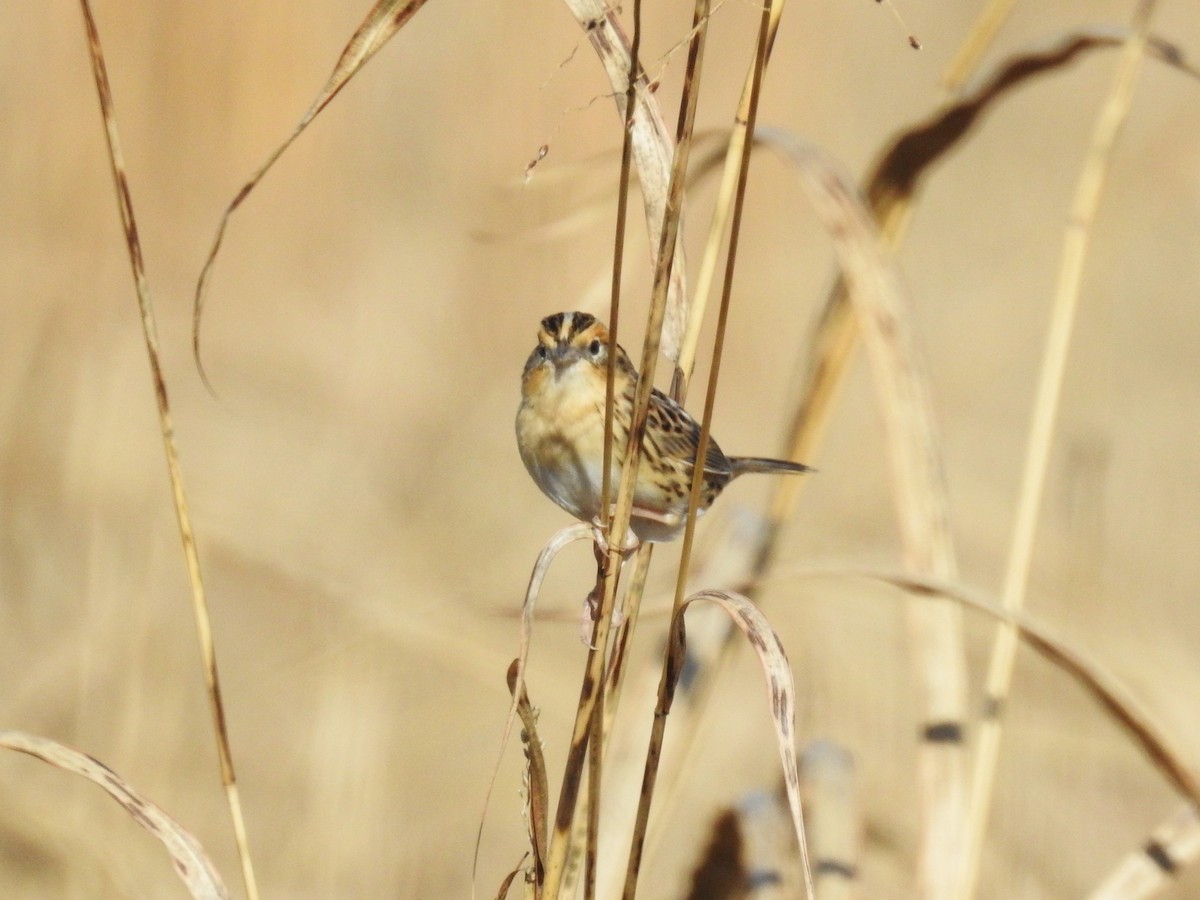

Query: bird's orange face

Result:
[520,311,633,400]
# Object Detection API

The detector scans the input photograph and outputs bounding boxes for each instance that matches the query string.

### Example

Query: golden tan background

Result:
[2,1,1198,896]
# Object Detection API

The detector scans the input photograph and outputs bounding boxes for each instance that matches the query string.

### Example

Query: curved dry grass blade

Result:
[966,6,1161,891]
[494,854,528,900]
[870,25,1199,214]
[508,661,549,894]
[765,133,968,897]
[680,590,814,898]
[749,564,1200,812]
[559,0,688,360]
[76,4,258,898]
[1087,805,1200,899]
[0,731,229,900]
[193,0,432,386]
[859,571,1200,811]
[474,522,592,893]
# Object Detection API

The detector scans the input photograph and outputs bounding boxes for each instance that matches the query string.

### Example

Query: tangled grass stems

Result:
[543,3,714,894]
[622,0,809,897]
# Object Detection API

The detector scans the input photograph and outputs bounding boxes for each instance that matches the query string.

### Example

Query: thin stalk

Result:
[941,0,1020,95]
[77,3,258,899]
[623,2,774,896]
[963,4,1159,895]
[587,4,645,893]
[600,0,643,535]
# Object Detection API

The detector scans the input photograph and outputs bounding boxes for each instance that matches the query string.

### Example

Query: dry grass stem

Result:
[940,0,1020,94]
[0,731,230,900]
[1087,805,1200,899]
[76,2,257,896]
[588,5,646,891]
[964,4,1162,891]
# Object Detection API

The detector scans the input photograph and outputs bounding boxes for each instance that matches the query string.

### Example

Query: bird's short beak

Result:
[551,345,572,377]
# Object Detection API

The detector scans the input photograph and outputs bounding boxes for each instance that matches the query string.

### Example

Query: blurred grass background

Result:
[1,1,1198,896]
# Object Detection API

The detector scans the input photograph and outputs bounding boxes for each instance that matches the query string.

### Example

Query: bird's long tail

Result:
[729,457,814,478]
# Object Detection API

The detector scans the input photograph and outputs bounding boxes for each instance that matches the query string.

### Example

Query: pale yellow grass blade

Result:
[675,0,789,389]
[941,0,1019,94]
[193,0,433,383]
[966,5,1162,891]
[0,730,229,900]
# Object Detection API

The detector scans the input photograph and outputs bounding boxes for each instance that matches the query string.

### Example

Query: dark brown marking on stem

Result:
[922,721,965,744]
[1144,839,1179,875]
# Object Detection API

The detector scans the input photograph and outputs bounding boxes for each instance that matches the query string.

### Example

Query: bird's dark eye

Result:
[588,339,603,357]
[536,345,548,360]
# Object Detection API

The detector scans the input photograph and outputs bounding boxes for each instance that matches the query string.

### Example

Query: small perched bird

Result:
[516,311,812,543]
